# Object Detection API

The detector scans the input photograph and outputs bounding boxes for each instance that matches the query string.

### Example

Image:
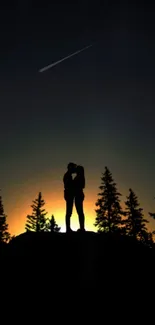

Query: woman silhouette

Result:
[74,165,85,232]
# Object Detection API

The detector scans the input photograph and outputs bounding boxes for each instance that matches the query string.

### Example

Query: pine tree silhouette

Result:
[139,230,154,247]
[124,188,149,241]
[45,215,61,233]
[0,191,10,243]
[25,192,47,232]
[148,212,155,220]
[94,166,124,233]
[148,202,155,245]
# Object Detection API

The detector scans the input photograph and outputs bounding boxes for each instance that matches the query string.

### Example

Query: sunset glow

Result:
[6,176,98,235]
[6,177,155,236]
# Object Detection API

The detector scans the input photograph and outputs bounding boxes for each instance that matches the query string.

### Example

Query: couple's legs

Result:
[65,198,74,232]
[75,197,85,231]
[65,196,85,232]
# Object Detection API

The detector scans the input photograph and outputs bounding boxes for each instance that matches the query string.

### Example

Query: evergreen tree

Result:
[148,212,155,220]
[25,192,47,232]
[0,192,10,243]
[124,188,149,241]
[148,205,155,245]
[139,230,154,248]
[45,215,61,233]
[148,196,155,221]
[94,167,123,233]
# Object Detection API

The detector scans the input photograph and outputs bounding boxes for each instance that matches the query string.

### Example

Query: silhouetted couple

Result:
[63,163,85,233]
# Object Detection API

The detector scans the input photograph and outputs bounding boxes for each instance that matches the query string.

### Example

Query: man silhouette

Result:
[74,165,85,232]
[63,162,77,232]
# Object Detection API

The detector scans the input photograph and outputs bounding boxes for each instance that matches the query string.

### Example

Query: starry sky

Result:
[1,1,155,235]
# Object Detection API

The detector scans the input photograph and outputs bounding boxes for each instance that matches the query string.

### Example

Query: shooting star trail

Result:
[39,44,93,73]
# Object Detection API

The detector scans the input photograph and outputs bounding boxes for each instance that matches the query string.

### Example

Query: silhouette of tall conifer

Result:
[95,167,123,233]
[25,192,47,232]
[124,189,149,240]
[0,191,10,242]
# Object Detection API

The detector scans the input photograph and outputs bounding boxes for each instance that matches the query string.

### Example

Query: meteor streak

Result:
[39,44,92,73]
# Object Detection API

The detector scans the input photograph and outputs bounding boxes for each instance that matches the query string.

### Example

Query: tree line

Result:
[25,191,60,233]
[0,166,155,246]
[95,167,155,247]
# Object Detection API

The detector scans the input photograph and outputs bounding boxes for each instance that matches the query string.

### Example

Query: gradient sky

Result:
[1,1,155,235]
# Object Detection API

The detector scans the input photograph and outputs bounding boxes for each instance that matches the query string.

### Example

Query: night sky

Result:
[1,1,155,235]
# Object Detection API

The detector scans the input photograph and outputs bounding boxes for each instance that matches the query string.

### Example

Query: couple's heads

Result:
[67,162,84,175]
[67,162,77,174]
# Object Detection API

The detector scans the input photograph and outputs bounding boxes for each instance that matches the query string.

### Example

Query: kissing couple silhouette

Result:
[63,163,85,233]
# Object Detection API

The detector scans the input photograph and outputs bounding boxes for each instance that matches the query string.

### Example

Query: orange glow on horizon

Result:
[5,173,155,236]
[8,191,97,236]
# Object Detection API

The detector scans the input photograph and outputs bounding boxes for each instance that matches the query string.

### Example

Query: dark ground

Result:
[1,231,155,293]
